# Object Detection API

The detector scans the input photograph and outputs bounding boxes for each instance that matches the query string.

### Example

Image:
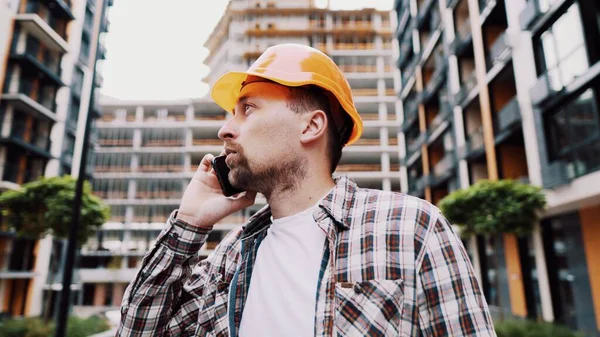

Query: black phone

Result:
[211,155,245,197]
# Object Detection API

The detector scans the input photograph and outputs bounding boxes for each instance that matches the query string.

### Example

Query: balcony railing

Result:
[98,139,133,147]
[451,18,472,54]
[22,38,61,76]
[352,138,381,146]
[456,71,478,103]
[16,79,57,112]
[94,191,127,199]
[530,71,562,106]
[489,31,511,66]
[192,139,223,146]
[339,64,377,73]
[332,43,375,50]
[142,139,185,147]
[138,165,184,172]
[336,164,382,172]
[1,163,44,185]
[194,114,226,121]
[94,165,130,173]
[22,2,68,40]
[519,0,543,30]
[433,152,456,178]
[360,113,380,120]
[495,97,521,132]
[466,125,485,154]
[135,191,182,199]
[403,98,419,130]
[428,103,451,135]
[407,132,426,157]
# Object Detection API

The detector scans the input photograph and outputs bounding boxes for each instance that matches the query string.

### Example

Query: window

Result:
[533,3,588,90]
[544,88,600,177]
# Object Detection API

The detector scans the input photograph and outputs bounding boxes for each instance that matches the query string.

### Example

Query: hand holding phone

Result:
[211,155,245,197]
[176,154,255,228]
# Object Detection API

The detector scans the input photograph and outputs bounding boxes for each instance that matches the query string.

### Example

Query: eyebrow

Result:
[232,94,257,114]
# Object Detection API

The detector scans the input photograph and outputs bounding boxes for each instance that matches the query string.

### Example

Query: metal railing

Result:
[495,97,521,132]
[467,125,485,153]
[489,31,511,66]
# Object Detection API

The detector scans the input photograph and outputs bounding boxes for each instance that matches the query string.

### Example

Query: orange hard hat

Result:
[210,43,364,145]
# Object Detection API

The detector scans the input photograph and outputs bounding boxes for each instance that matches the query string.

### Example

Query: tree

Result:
[438,179,546,321]
[0,175,110,320]
[438,179,546,238]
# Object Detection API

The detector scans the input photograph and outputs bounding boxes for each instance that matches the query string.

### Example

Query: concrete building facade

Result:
[0,0,113,317]
[393,0,600,335]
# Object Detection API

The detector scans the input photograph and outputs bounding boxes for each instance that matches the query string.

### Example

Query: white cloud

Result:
[100,0,393,100]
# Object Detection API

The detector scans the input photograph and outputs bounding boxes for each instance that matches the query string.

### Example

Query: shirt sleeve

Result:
[417,211,497,337]
[116,210,213,336]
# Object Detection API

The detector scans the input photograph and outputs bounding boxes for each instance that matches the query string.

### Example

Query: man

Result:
[117,44,495,336]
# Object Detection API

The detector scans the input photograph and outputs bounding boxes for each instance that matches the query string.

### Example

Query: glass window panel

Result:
[540,31,558,69]
[559,48,588,87]
[568,90,598,145]
[553,6,585,60]
[546,109,570,156]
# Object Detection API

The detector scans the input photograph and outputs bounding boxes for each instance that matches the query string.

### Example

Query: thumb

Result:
[230,190,257,210]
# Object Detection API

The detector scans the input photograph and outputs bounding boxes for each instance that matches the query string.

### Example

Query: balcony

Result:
[397,25,414,68]
[466,125,485,156]
[451,18,472,55]
[432,152,457,184]
[94,166,130,173]
[1,162,45,186]
[1,79,58,121]
[135,191,182,199]
[331,43,375,51]
[142,139,184,147]
[407,132,426,158]
[352,88,395,97]
[416,0,436,28]
[530,71,562,106]
[194,114,226,121]
[339,64,378,73]
[488,32,511,67]
[192,139,223,146]
[138,165,184,173]
[11,40,63,86]
[428,103,452,137]
[93,191,127,199]
[424,53,448,95]
[98,139,133,147]
[494,97,521,134]
[408,175,427,195]
[336,164,383,172]
[402,98,419,131]
[402,57,420,87]
[446,0,460,8]
[519,0,543,30]
[456,71,478,104]
[14,12,68,53]
[47,0,75,19]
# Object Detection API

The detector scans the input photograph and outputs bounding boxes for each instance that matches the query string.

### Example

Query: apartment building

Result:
[394,0,600,334]
[0,0,113,317]
[78,0,401,312]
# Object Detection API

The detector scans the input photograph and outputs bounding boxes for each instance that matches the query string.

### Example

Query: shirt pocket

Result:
[334,279,404,337]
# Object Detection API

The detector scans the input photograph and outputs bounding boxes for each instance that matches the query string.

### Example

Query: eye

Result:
[244,104,253,115]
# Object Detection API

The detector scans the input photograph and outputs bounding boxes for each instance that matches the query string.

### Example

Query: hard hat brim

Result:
[211,70,363,145]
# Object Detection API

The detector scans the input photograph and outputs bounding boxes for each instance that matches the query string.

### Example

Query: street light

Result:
[55,0,109,336]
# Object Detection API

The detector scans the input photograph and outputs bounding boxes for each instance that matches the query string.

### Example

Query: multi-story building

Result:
[394,0,600,334]
[78,0,401,313]
[0,0,113,317]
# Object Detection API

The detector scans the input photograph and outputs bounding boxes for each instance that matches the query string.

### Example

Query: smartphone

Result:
[211,155,245,197]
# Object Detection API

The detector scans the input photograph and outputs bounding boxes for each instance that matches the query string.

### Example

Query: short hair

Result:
[286,85,352,173]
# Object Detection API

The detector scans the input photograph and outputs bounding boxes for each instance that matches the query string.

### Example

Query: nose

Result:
[218,116,239,141]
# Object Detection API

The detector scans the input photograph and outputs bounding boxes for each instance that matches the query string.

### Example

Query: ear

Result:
[299,110,328,144]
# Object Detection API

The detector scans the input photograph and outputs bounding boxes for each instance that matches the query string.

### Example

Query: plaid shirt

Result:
[117,176,496,336]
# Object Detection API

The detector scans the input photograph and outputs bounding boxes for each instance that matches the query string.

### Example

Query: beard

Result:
[228,147,307,198]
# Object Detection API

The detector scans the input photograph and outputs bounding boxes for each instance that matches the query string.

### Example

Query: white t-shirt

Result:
[238,205,327,337]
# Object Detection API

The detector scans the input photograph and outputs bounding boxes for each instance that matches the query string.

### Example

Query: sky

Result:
[99,0,393,101]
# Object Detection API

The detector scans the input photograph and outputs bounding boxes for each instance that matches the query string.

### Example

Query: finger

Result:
[232,190,257,209]
[198,153,215,173]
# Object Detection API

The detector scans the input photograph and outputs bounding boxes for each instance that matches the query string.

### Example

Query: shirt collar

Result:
[240,175,357,239]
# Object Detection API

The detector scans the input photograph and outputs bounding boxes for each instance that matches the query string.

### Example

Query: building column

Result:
[532,222,554,322]
[112,283,125,307]
[580,204,600,331]
[468,0,527,317]
[25,236,52,316]
[93,284,106,307]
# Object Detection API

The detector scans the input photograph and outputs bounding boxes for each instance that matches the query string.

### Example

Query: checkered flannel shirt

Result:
[117,176,496,336]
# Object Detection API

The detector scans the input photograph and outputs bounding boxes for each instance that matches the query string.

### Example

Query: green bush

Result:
[495,319,582,337]
[0,315,109,337]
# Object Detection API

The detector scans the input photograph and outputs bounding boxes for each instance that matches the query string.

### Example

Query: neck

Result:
[266,170,335,219]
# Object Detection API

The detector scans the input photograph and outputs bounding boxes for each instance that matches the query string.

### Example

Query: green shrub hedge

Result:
[0,315,109,337]
[495,319,583,337]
